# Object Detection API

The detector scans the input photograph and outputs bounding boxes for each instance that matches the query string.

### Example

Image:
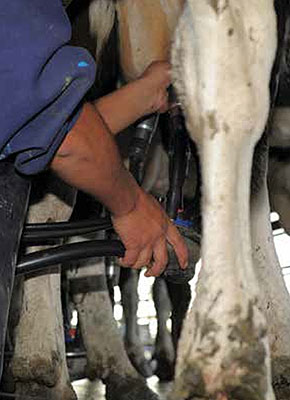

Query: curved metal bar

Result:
[16,240,125,276]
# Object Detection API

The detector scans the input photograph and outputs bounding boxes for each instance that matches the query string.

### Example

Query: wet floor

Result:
[72,376,172,400]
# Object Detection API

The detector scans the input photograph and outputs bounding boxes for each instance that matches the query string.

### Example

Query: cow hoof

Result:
[130,357,154,378]
[11,354,76,400]
[272,356,290,400]
[105,375,159,400]
[67,355,87,381]
[152,350,175,382]
[14,382,77,400]
[125,343,154,378]
[152,335,175,382]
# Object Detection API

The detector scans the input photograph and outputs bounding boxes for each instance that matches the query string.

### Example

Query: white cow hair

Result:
[89,0,116,65]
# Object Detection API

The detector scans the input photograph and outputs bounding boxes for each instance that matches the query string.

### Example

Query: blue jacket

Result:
[0,0,96,174]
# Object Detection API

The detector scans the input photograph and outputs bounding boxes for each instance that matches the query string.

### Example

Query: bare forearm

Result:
[51,103,140,217]
[94,61,171,135]
[94,78,153,135]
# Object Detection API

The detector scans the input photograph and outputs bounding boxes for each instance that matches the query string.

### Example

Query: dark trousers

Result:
[0,161,30,379]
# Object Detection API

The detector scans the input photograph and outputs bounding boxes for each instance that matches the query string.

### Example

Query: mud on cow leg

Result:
[170,1,277,399]
[10,174,77,400]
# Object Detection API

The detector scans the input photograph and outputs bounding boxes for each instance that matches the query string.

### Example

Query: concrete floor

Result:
[72,376,172,400]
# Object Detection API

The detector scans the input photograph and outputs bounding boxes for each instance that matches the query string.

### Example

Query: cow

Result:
[170,1,290,399]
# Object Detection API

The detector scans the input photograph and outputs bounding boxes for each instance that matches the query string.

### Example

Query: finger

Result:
[119,247,140,267]
[166,222,189,269]
[132,247,152,270]
[144,239,168,277]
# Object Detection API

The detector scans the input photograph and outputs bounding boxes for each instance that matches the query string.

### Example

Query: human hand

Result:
[111,186,188,277]
[139,60,171,115]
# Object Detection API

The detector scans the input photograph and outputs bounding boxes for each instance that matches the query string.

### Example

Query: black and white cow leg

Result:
[170,0,277,398]
[67,236,137,381]
[119,268,154,378]
[10,174,77,400]
[166,281,191,352]
[251,138,290,400]
[152,277,175,382]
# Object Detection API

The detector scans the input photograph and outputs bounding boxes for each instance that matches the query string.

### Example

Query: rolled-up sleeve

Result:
[0,0,96,174]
